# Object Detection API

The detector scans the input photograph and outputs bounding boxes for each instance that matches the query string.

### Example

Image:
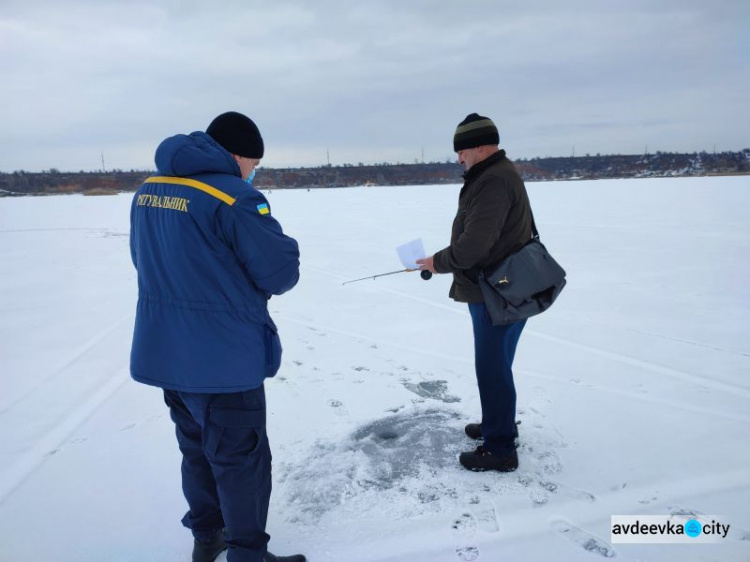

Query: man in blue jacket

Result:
[130,112,305,562]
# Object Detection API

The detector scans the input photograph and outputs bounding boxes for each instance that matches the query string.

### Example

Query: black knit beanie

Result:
[206,111,265,158]
[453,113,499,152]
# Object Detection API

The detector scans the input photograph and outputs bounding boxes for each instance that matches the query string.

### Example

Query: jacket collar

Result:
[463,149,506,181]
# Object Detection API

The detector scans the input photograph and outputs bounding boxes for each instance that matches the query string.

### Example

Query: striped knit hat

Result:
[453,113,499,152]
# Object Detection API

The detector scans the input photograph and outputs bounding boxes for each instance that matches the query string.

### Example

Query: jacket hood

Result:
[154,131,241,177]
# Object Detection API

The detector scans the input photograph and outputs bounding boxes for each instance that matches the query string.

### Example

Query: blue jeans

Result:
[468,302,526,457]
[164,387,271,562]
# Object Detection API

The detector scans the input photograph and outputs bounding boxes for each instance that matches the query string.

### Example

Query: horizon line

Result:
[2,148,748,175]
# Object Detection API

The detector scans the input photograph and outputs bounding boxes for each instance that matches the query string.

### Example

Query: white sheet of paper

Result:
[396,238,427,270]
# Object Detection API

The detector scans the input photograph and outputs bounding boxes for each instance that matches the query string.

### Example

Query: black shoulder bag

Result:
[478,212,567,326]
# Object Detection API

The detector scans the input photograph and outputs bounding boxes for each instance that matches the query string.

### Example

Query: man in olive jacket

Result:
[417,113,533,472]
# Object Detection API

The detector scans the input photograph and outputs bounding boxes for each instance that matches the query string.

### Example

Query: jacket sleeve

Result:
[433,174,512,273]
[219,190,300,296]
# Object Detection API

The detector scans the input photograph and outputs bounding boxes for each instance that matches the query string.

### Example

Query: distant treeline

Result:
[1,149,748,196]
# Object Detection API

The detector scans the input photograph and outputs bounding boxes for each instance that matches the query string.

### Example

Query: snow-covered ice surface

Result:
[1,177,748,561]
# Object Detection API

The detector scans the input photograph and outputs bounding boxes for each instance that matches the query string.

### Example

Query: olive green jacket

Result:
[433,150,533,302]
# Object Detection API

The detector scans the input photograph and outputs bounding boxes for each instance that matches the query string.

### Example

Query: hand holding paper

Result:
[415,255,436,274]
[396,238,427,270]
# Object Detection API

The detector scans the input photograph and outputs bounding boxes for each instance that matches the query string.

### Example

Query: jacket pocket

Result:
[264,320,282,378]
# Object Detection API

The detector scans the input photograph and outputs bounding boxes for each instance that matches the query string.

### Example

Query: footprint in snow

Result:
[451,512,478,538]
[402,380,461,403]
[538,480,559,493]
[452,512,480,561]
[565,486,596,504]
[328,400,349,417]
[551,520,615,558]
[667,505,750,540]
[537,450,563,474]
[537,479,596,505]
[529,487,549,506]
[475,505,499,533]
[455,546,479,561]
[668,506,700,517]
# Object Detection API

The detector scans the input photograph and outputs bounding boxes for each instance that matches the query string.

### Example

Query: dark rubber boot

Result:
[192,530,227,562]
[459,445,518,472]
[264,552,307,562]
[465,423,483,440]
[464,422,520,443]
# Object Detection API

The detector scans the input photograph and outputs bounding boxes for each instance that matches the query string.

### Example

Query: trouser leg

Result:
[163,390,225,540]
[468,302,526,456]
[181,387,271,562]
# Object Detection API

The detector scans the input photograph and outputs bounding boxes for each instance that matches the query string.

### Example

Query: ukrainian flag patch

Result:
[256,203,270,215]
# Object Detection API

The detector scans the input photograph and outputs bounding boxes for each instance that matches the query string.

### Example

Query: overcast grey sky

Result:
[1,0,748,172]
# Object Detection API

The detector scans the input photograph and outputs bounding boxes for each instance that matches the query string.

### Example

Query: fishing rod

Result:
[342,268,432,285]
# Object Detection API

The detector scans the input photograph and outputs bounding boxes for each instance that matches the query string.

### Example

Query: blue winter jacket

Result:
[129,131,300,393]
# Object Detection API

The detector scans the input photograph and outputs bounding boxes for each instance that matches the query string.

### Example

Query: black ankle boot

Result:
[464,422,520,443]
[264,552,307,562]
[192,530,226,562]
[464,423,482,440]
[459,445,518,472]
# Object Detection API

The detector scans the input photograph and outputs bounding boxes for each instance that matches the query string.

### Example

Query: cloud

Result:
[1,0,748,171]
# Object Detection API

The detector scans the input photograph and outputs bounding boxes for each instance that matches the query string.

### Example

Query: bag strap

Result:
[480,201,539,279]
[529,206,540,239]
